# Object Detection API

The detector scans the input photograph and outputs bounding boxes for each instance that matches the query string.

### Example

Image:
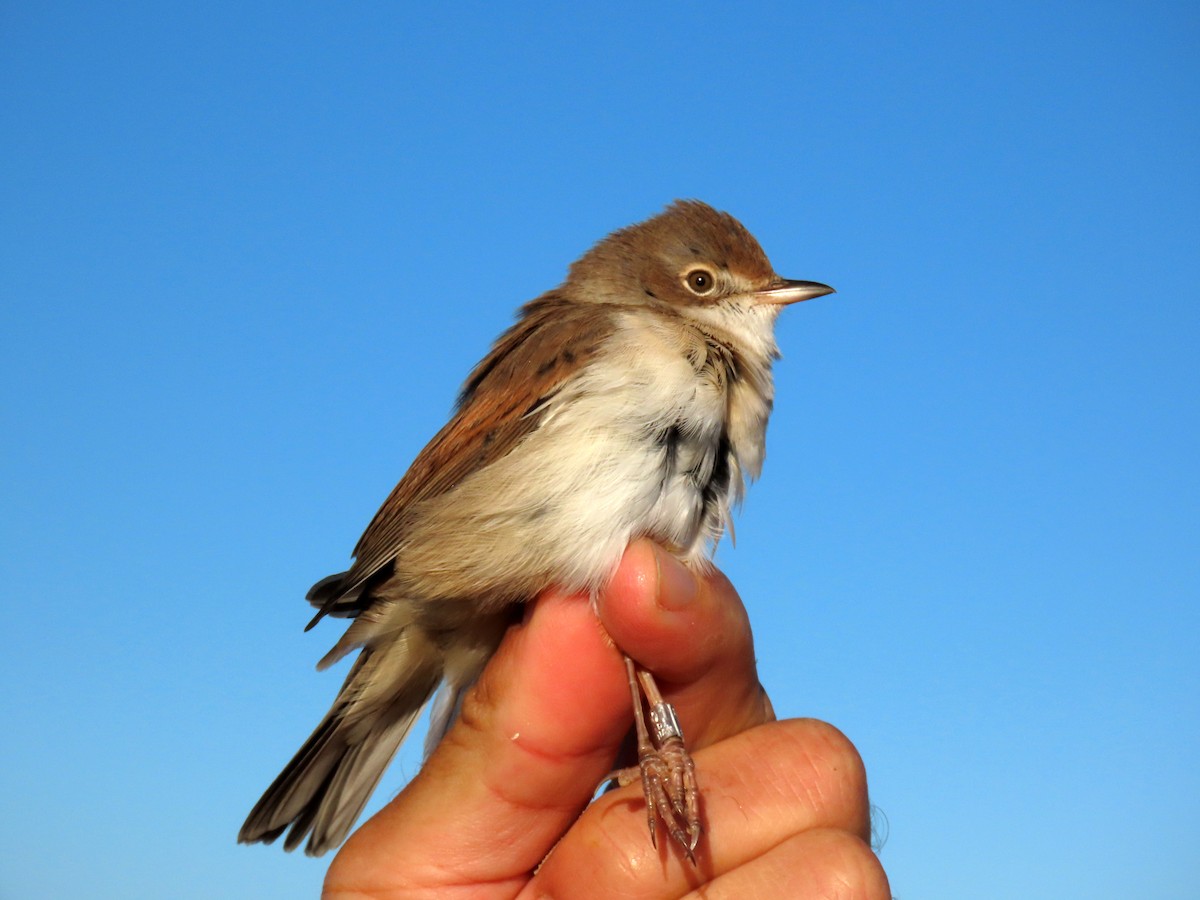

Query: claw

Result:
[618,656,703,862]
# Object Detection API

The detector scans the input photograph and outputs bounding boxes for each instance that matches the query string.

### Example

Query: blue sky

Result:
[2,2,1196,897]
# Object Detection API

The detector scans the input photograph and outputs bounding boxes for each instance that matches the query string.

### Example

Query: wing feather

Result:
[311,295,617,619]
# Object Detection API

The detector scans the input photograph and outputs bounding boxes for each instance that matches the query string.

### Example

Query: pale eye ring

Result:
[684,268,716,295]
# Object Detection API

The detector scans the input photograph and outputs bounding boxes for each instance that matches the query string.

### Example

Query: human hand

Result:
[322,540,889,898]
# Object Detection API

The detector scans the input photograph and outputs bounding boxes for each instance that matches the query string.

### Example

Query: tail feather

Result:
[243,589,516,856]
[239,640,442,856]
[423,680,471,759]
[305,706,426,853]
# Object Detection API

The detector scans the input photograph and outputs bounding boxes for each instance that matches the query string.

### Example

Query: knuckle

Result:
[769,719,871,834]
[795,829,891,900]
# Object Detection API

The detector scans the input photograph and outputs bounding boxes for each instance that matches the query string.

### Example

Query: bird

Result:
[238,199,833,859]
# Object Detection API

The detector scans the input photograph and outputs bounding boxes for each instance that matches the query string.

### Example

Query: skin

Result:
[322,541,891,899]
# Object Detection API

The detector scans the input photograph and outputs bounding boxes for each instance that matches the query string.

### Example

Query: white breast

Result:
[503,309,757,581]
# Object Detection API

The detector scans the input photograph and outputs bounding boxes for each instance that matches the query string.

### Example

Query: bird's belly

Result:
[523,372,732,581]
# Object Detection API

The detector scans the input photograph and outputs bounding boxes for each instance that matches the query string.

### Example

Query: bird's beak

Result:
[754,279,836,306]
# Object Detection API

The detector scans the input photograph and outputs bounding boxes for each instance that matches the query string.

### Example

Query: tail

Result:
[238,624,443,856]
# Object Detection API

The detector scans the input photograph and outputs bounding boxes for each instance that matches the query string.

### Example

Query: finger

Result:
[597,540,773,748]
[681,829,890,900]
[526,719,872,899]
[325,589,629,897]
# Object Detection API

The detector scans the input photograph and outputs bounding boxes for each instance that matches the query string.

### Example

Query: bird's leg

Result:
[600,656,700,861]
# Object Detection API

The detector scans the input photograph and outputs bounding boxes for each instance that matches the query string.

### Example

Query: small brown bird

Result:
[239,200,833,858]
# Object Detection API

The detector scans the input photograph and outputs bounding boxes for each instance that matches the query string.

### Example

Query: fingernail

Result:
[655,545,699,611]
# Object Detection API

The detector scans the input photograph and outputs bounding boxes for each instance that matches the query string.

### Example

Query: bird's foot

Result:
[600,659,701,861]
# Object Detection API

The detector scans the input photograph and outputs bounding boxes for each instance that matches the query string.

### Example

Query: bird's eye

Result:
[685,269,716,295]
